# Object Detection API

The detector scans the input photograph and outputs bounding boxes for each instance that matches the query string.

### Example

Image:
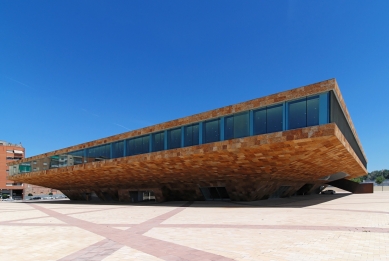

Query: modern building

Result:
[8,79,368,202]
[0,141,25,199]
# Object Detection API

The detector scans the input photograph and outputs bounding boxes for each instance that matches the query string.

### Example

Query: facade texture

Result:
[8,79,368,202]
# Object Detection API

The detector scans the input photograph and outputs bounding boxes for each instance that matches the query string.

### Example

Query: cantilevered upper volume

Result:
[8,79,368,201]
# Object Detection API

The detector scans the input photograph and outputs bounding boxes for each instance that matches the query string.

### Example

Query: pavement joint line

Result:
[0,223,70,227]
[225,194,351,208]
[156,224,389,233]
[0,215,51,224]
[22,204,129,215]
[0,208,36,211]
[100,223,136,226]
[307,207,389,215]
[314,201,389,206]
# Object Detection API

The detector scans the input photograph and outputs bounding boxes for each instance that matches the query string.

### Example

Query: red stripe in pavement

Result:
[30,202,234,261]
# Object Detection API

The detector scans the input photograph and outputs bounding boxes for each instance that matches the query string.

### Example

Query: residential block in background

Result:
[0,140,61,199]
[0,141,24,198]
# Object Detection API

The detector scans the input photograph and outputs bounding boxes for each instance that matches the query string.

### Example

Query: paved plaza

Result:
[1,192,389,261]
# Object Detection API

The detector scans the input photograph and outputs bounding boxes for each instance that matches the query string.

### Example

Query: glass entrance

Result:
[199,187,230,200]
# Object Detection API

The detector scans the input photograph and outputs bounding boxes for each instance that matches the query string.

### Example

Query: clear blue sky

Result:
[1,1,388,172]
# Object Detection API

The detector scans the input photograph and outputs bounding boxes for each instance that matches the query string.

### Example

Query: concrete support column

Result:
[225,179,279,201]
[153,189,165,203]
[306,183,324,195]
[161,184,203,201]
[106,189,119,201]
[282,184,305,197]
[62,189,87,200]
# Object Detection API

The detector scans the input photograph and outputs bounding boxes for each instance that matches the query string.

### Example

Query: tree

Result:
[28,193,33,196]
[351,177,364,183]
[383,169,389,179]
[366,169,389,181]
[375,176,385,185]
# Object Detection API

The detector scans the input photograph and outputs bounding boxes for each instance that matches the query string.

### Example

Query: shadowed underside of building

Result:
[8,79,368,202]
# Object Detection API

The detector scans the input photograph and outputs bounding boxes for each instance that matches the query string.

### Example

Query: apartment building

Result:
[0,140,25,198]
[1,140,61,199]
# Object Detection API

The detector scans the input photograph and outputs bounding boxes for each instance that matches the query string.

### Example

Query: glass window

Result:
[10,165,18,175]
[49,156,60,168]
[307,96,319,126]
[234,112,249,138]
[267,104,283,133]
[58,155,68,167]
[87,144,110,162]
[224,116,234,140]
[152,132,165,152]
[184,123,199,147]
[288,98,306,130]
[127,139,134,155]
[68,150,85,165]
[225,112,250,140]
[135,137,144,154]
[203,118,220,143]
[112,141,124,158]
[168,128,181,149]
[253,108,267,135]
[127,135,150,156]
[19,162,31,173]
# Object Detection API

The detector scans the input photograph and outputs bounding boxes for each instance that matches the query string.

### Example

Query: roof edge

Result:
[331,80,367,163]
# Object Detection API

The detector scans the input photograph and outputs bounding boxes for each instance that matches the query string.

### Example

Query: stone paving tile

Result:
[164,208,389,228]
[111,226,132,230]
[68,205,179,224]
[42,205,128,215]
[101,246,165,260]
[1,192,389,260]
[162,202,389,228]
[58,239,123,261]
[0,225,104,260]
[0,206,47,222]
[12,216,65,224]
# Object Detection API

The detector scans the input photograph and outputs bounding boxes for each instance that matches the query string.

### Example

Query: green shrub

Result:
[48,192,53,195]
[351,177,364,183]
[28,193,33,196]
[376,176,385,185]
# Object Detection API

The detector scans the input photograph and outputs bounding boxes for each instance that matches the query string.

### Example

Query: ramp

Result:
[328,178,373,193]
